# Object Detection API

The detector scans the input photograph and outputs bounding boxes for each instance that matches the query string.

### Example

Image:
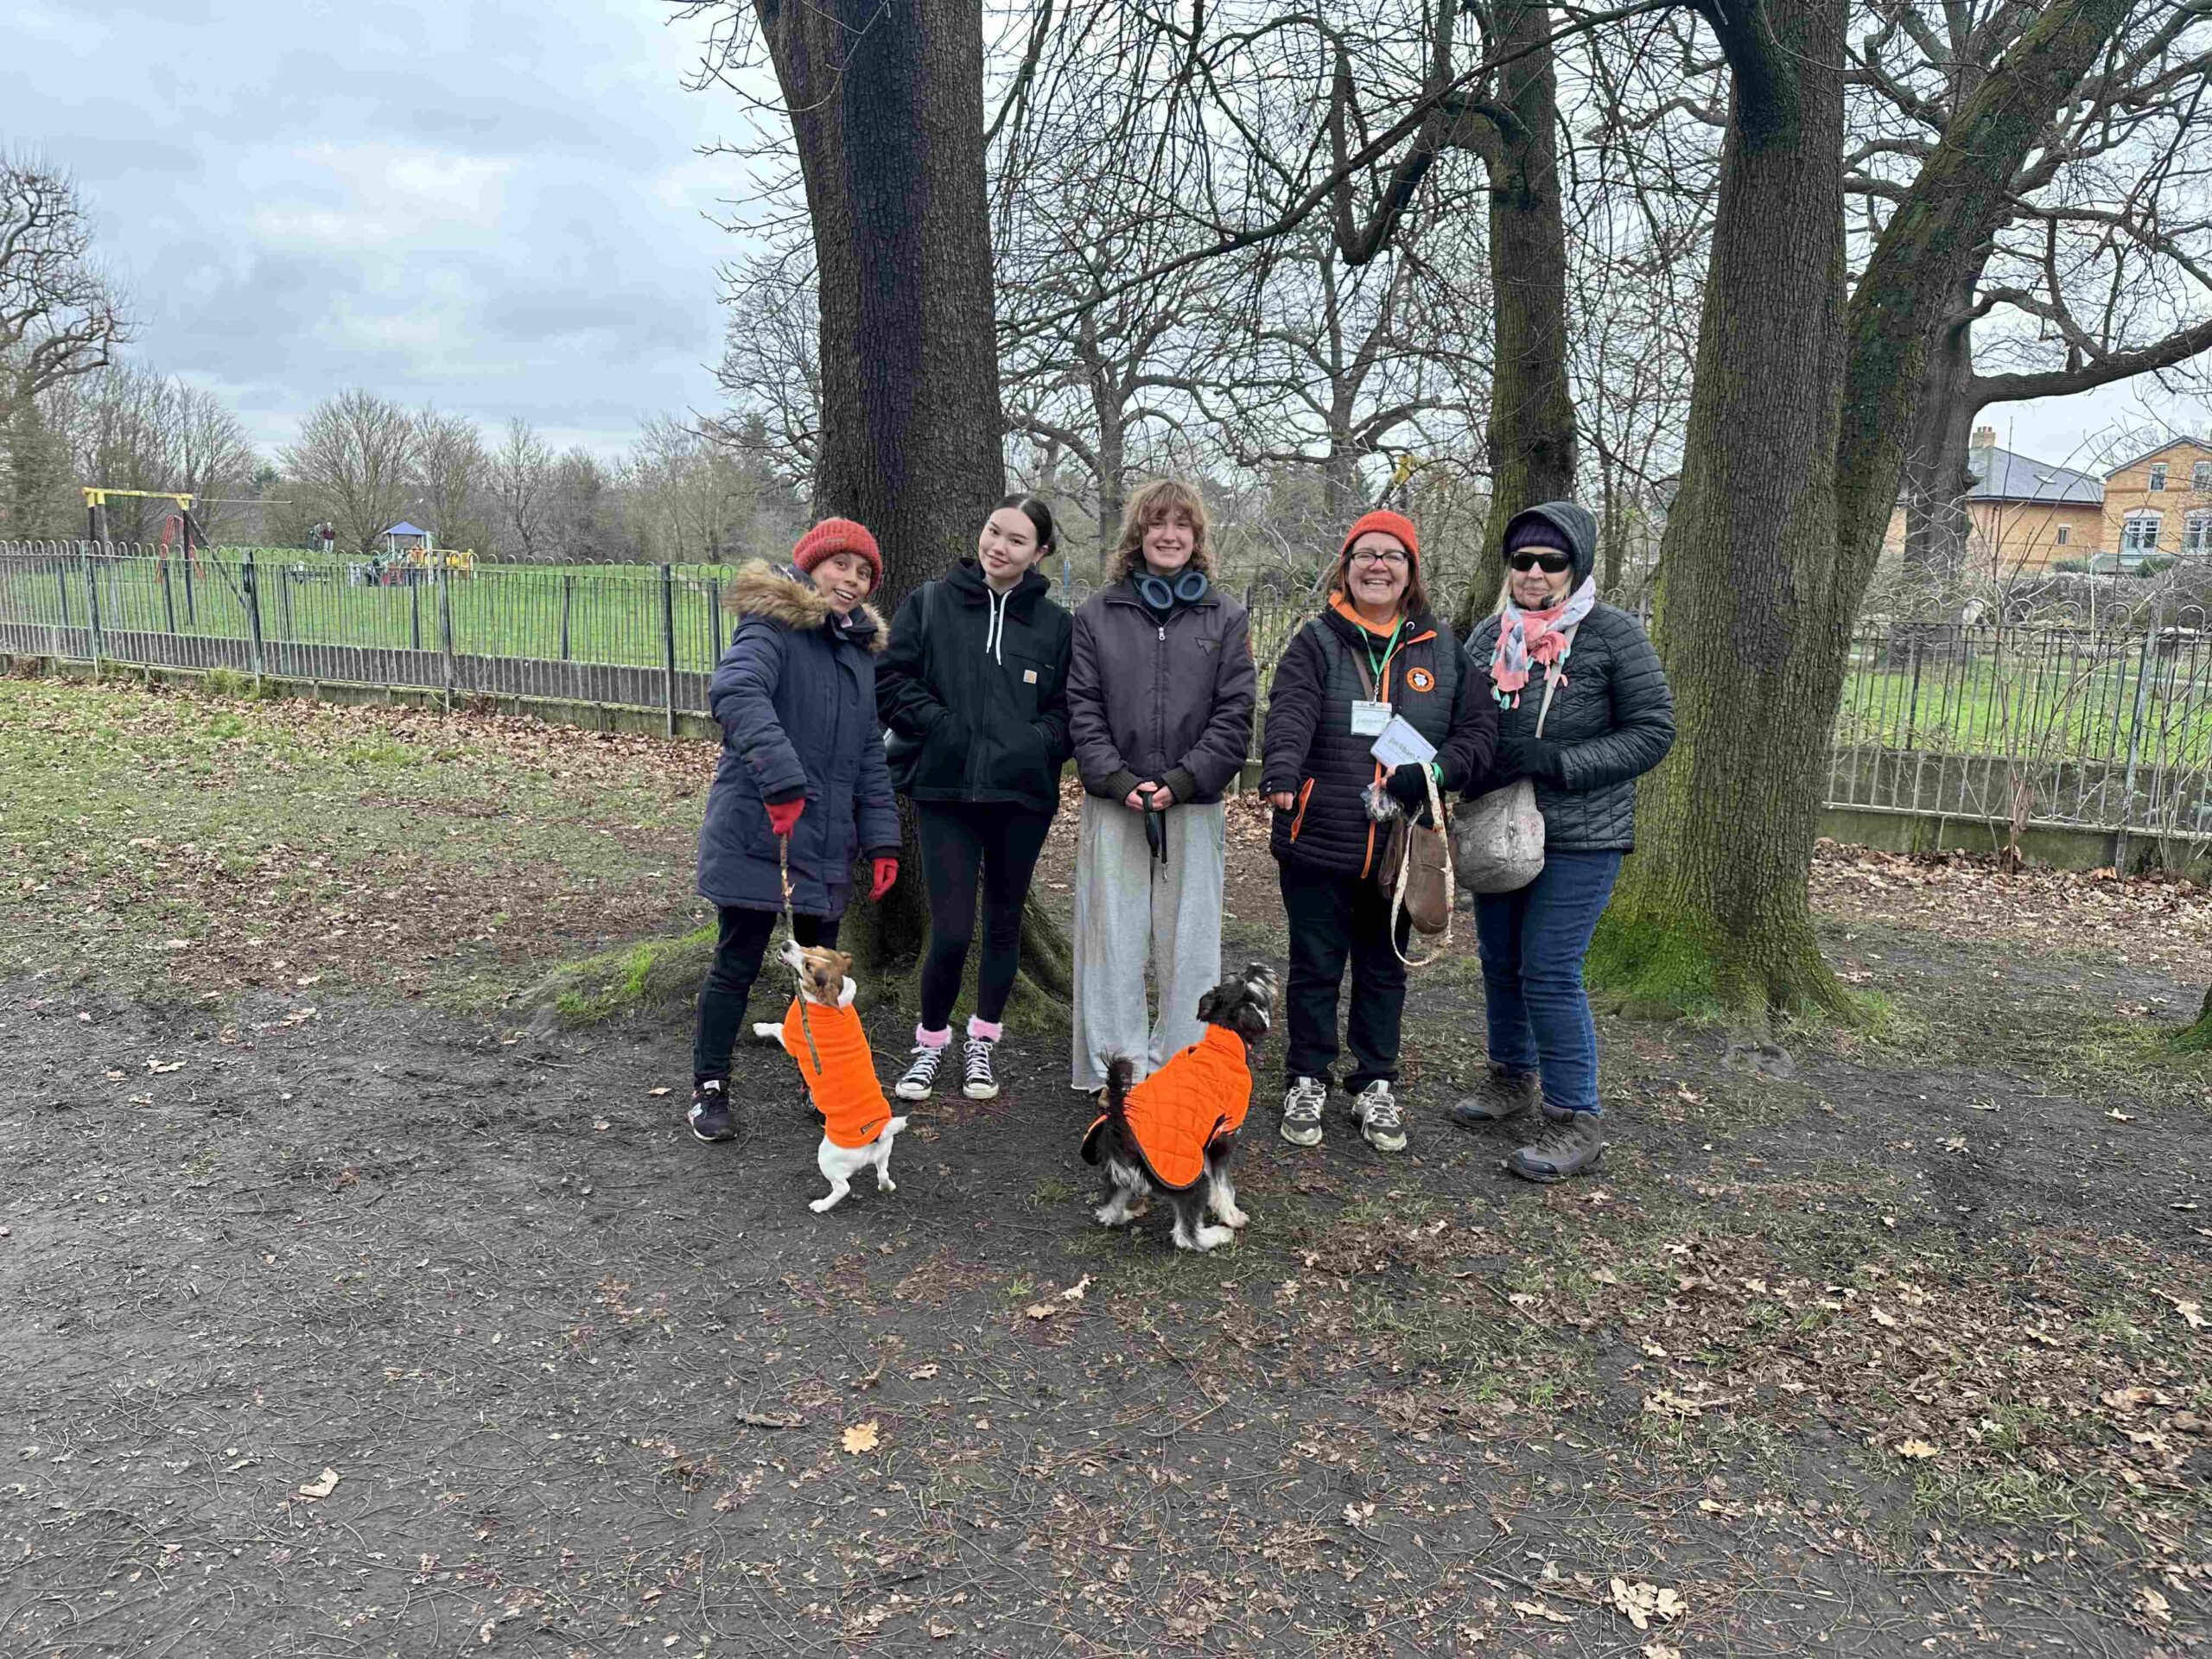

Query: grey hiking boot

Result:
[1351,1080,1407,1153]
[1506,1110,1605,1183]
[1280,1076,1326,1147]
[1446,1064,1546,1128]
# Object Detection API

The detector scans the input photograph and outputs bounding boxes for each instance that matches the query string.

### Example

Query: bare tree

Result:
[488,416,554,561]
[41,362,259,542]
[413,409,490,553]
[624,416,766,563]
[280,390,418,556]
[709,250,822,493]
[1,155,130,534]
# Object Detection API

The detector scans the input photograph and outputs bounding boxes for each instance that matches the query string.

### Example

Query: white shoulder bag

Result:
[1451,624,1573,895]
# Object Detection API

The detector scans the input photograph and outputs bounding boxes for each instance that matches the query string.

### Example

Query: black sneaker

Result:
[896,1044,945,1102]
[688,1078,735,1142]
[962,1038,1000,1101]
[1506,1111,1605,1182]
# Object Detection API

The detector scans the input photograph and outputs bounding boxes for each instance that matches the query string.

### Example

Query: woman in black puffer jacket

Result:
[876,493,1074,1104]
[1450,501,1675,1183]
[1260,510,1494,1154]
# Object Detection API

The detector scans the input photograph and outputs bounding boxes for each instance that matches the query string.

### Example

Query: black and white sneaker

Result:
[1351,1080,1406,1153]
[688,1078,735,1142]
[1281,1076,1326,1147]
[962,1038,999,1100]
[895,1044,945,1102]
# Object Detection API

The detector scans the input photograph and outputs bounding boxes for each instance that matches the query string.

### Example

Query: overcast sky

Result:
[6,1,2204,471]
[9,0,751,458]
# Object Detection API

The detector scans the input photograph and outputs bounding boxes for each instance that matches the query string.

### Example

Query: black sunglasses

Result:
[1507,550,1572,573]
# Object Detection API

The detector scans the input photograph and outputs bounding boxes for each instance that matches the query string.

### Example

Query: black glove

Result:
[1498,735,1564,784]
[1384,762,1433,809]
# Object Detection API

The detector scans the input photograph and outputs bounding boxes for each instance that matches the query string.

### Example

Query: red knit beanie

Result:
[791,518,883,590]
[1341,509,1420,568]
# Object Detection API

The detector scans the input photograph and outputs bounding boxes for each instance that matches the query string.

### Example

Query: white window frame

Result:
[2148,461,2169,492]
[2055,524,2070,546]
[2121,510,2164,554]
[2194,460,2212,493]
[2185,510,2212,556]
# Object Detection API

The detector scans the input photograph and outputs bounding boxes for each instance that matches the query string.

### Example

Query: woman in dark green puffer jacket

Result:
[1451,501,1675,1183]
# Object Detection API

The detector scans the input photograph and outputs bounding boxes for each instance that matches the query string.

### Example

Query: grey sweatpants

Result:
[1070,794,1228,1091]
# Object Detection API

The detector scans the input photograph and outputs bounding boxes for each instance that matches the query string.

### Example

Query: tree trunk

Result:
[1608,0,2133,1020]
[1458,0,1575,637]
[754,0,1020,983]
[1094,416,1125,584]
[1596,0,1859,1019]
[1897,289,1981,578]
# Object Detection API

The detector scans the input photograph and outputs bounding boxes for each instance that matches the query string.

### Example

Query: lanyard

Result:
[1362,616,1406,690]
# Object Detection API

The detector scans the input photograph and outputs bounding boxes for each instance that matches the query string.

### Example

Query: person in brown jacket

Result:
[1065,480,1256,1093]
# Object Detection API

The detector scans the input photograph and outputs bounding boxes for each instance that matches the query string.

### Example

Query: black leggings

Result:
[916,802,1055,1031]
[692,905,839,1083]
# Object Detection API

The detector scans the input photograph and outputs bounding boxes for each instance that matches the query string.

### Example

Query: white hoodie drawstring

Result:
[984,587,1009,664]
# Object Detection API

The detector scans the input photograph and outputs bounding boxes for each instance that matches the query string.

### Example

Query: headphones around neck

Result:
[1135,569,1209,612]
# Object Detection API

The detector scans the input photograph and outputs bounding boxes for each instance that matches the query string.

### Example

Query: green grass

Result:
[1835,644,2209,767]
[0,672,709,1002]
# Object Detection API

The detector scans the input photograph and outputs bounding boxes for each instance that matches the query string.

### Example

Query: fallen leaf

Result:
[2107,1109,2135,1122]
[842,1421,880,1454]
[2173,1300,2208,1330]
[1611,1579,1687,1631]
[908,1363,939,1380]
[1643,1644,1684,1659]
[1893,1439,1940,1460]
[145,1058,184,1074]
[1058,1274,1092,1302]
[648,1086,671,1097]
[2143,1586,2171,1622]
[592,1121,611,1132]
[297,1466,340,1499]
[736,1412,804,1429]
[1511,1599,1572,1624]
[929,1623,957,1639]
[1869,1306,1898,1328]
[1022,1302,1059,1321]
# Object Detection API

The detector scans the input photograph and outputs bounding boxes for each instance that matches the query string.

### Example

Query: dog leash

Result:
[777,830,825,1077]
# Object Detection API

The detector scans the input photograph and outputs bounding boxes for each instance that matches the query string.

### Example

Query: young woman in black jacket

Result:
[1259,510,1494,1152]
[876,494,1074,1102]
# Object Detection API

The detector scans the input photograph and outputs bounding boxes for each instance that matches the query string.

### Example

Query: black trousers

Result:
[916,802,1055,1031]
[1279,859,1410,1091]
[692,905,839,1083]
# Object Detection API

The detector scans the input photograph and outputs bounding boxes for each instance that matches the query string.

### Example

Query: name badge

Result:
[1023,669,1038,683]
[1350,699,1393,735]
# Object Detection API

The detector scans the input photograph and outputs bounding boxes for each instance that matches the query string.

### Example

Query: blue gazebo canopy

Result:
[383,522,429,538]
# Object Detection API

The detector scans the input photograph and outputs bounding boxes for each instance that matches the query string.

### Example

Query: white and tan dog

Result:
[753,939,909,1213]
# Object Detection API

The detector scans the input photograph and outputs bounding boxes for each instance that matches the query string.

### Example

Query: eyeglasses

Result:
[1350,549,1408,567]
[1507,550,1572,573]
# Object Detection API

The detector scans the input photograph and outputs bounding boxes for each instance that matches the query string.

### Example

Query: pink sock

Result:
[913,1024,950,1049]
[967,1016,1003,1043]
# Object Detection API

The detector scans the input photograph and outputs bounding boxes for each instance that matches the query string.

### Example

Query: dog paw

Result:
[1092,1203,1123,1227]
[810,1195,841,1214]
[1194,1224,1236,1251]
[875,1176,896,1193]
[1219,1205,1250,1229]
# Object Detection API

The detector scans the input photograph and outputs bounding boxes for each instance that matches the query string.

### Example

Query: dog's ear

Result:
[1196,985,1221,1025]
[828,949,854,982]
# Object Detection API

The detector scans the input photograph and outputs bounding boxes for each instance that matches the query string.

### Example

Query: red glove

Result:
[765,797,804,838]
[870,857,899,903]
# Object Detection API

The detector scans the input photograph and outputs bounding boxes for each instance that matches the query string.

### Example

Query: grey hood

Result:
[1499,500,1600,588]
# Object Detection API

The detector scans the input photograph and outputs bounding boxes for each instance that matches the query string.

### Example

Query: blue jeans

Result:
[1473,851,1622,1116]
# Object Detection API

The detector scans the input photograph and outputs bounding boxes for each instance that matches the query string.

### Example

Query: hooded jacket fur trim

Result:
[727,559,886,652]
[1080,1025,1252,1192]
[778,998,893,1148]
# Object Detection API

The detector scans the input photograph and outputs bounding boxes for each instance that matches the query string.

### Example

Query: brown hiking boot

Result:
[1447,1065,1548,1128]
[1506,1111,1605,1183]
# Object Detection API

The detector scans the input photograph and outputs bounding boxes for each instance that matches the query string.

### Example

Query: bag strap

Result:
[1388,764,1452,969]
[1531,620,1579,739]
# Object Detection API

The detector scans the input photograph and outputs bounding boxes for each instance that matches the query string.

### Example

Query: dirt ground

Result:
[2,672,2208,1658]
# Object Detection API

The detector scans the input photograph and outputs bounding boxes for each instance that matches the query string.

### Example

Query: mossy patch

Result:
[528,925,720,1025]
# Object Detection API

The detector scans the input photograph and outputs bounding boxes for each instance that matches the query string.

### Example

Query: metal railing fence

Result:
[3,543,2205,857]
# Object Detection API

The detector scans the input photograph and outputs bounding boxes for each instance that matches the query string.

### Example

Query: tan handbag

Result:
[1451,626,1573,896]
[1340,638,1454,965]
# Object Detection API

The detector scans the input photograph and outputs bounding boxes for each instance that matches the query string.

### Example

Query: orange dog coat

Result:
[1081,1025,1252,1191]
[779,998,893,1148]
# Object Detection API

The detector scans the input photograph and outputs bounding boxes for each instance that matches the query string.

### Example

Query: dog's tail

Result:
[1103,1056,1135,1122]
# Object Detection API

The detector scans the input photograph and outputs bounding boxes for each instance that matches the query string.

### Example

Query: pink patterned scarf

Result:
[1489,575,1597,708]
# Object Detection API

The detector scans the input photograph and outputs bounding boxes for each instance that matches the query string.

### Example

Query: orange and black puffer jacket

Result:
[779,999,893,1148]
[1081,1025,1252,1191]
